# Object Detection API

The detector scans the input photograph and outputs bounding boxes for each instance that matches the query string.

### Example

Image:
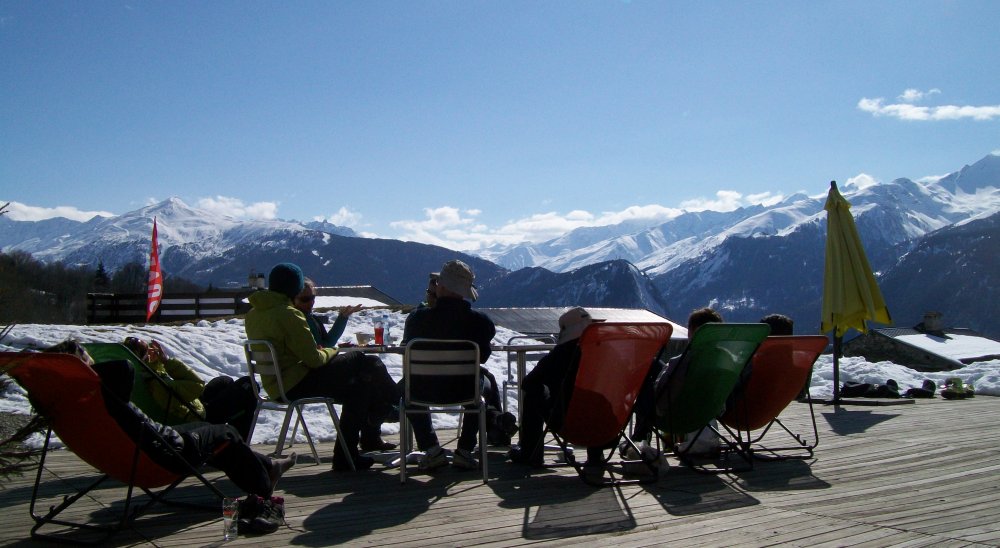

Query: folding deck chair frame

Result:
[718,335,828,460]
[1,351,227,545]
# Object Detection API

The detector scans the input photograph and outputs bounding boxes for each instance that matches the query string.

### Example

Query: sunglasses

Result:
[297,295,316,302]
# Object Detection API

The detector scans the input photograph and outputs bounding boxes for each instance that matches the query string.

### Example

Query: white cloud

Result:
[845,173,880,190]
[2,201,114,222]
[388,197,773,251]
[315,206,363,227]
[917,173,949,184]
[681,190,747,212]
[858,90,1000,121]
[196,196,278,220]
[897,88,940,103]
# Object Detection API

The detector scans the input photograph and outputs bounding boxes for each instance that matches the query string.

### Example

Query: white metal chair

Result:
[243,339,354,469]
[399,339,487,484]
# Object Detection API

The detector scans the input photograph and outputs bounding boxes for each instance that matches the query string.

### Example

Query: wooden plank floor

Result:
[3,397,1000,547]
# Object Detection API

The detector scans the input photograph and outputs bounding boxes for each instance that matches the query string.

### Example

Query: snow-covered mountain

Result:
[0,197,504,302]
[0,198,358,271]
[485,154,1000,275]
[3,153,998,336]
[476,260,670,318]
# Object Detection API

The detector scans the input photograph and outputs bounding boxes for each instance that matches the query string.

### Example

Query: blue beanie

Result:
[268,263,304,300]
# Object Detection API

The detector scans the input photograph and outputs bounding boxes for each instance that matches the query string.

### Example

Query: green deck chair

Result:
[653,323,770,473]
[83,343,203,426]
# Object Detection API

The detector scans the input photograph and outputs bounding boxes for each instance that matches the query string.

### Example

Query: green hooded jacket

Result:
[244,290,338,397]
[145,356,207,423]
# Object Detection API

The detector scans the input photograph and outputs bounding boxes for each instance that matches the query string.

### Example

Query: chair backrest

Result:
[0,352,182,488]
[654,323,771,435]
[559,322,673,447]
[719,335,828,431]
[84,342,200,425]
[243,339,287,403]
[403,339,480,406]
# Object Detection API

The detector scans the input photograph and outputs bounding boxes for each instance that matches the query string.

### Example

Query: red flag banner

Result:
[146,218,163,322]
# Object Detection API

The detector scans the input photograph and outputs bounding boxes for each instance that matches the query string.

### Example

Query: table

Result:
[347,344,404,354]
[495,342,556,415]
[343,341,557,418]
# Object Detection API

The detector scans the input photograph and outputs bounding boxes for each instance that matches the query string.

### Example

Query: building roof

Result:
[873,327,1000,364]
[313,285,404,308]
[477,307,687,340]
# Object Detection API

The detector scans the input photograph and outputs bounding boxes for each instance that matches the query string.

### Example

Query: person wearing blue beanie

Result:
[267,263,305,300]
[245,262,399,472]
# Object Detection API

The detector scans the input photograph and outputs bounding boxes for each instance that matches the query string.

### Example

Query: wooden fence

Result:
[86,291,254,324]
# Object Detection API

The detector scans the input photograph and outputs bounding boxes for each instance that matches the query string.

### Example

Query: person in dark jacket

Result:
[44,340,294,534]
[400,259,500,471]
[506,307,607,474]
[293,278,363,348]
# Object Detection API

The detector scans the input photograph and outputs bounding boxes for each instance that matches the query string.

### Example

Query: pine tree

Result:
[93,261,111,292]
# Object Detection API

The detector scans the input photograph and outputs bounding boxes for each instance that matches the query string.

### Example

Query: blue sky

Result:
[2,1,998,251]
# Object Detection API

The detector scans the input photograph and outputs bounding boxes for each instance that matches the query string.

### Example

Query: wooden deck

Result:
[3,397,1000,547]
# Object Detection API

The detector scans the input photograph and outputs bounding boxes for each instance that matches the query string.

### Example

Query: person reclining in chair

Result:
[123,337,257,439]
[506,307,608,475]
[629,307,723,452]
[44,340,295,535]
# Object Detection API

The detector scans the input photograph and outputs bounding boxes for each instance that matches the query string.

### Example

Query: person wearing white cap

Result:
[507,307,607,474]
[400,259,498,472]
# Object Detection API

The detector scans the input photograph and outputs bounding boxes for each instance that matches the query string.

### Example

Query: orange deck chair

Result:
[550,322,672,486]
[718,335,828,460]
[0,351,226,544]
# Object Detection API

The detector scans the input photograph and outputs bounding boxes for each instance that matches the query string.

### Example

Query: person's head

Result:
[268,262,305,301]
[123,336,149,359]
[294,278,317,314]
[759,313,794,336]
[557,307,604,344]
[44,339,95,367]
[425,272,440,307]
[436,259,478,302]
[687,307,723,336]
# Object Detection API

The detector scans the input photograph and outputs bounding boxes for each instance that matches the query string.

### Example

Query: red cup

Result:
[374,326,384,345]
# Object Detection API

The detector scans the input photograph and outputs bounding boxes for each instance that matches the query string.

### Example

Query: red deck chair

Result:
[718,335,828,460]
[550,322,672,486]
[0,351,225,544]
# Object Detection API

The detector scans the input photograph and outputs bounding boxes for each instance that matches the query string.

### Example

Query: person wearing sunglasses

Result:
[292,279,396,453]
[292,278,363,348]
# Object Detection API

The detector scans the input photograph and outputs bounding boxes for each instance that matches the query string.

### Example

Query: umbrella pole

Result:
[832,335,842,402]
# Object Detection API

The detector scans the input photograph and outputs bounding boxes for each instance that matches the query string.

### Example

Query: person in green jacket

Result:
[124,337,257,439]
[124,337,206,423]
[245,262,398,472]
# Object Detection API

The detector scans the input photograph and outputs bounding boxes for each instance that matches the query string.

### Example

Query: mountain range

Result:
[2,153,999,337]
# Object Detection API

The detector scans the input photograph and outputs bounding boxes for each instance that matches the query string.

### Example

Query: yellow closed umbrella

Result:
[821,181,891,401]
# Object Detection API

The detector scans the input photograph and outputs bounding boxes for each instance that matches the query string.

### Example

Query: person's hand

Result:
[338,304,363,317]
[147,341,166,363]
